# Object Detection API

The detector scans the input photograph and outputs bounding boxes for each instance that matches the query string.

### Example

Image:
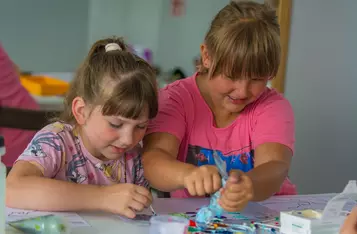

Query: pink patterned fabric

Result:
[16,122,148,187]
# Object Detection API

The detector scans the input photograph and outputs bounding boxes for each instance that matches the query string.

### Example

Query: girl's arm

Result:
[247,97,295,201]
[142,132,195,192]
[246,142,292,201]
[6,161,103,211]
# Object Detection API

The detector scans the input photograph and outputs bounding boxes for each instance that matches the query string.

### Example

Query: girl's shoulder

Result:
[41,121,74,135]
[36,122,77,146]
[247,88,293,114]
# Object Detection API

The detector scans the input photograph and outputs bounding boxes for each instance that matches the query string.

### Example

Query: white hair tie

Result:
[105,43,122,52]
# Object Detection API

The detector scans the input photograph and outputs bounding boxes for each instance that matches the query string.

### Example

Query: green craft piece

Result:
[169,213,190,219]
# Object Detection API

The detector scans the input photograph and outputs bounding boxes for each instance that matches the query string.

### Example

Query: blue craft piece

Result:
[209,178,227,218]
[195,150,230,229]
[195,178,227,228]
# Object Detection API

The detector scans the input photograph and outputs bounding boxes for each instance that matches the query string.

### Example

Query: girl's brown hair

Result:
[60,37,158,124]
[198,1,280,80]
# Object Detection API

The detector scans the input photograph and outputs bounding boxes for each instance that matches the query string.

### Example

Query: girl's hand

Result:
[183,165,222,196]
[340,207,357,234]
[100,184,153,218]
[219,170,254,212]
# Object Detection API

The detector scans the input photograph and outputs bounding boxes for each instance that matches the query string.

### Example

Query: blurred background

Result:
[1,0,357,196]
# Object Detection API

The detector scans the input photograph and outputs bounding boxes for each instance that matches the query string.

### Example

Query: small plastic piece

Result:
[8,215,70,234]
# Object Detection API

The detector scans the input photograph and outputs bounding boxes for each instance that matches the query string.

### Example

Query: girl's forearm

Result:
[247,161,289,201]
[143,148,195,192]
[6,176,103,212]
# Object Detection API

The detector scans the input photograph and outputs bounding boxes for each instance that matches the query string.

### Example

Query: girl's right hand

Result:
[100,184,153,218]
[340,206,357,234]
[183,165,222,196]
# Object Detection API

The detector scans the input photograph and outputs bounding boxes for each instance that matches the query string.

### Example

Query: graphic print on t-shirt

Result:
[186,145,254,173]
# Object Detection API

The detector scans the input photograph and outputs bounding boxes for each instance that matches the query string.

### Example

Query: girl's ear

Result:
[200,43,212,69]
[72,97,88,125]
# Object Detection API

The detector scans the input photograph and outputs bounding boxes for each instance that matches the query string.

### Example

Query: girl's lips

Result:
[228,96,247,105]
[111,145,125,153]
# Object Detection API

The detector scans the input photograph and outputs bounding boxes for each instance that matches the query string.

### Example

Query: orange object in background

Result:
[20,75,69,96]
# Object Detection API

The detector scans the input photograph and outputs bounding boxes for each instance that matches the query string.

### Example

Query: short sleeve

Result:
[0,43,18,101]
[252,99,295,153]
[16,130,64,177]
[146,84,187,142]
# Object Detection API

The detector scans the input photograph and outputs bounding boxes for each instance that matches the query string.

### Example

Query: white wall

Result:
[124,0,164,64]
[87,0,127,48]
[87,0,164,64]
[286,0,357,194]
[156,0,225,75]
[0,0,89,72]
[0,0,265,73]
[155,0,264,75]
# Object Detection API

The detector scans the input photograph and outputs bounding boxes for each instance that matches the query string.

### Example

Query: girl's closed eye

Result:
[108,121,123,129]
[137,124,148,130]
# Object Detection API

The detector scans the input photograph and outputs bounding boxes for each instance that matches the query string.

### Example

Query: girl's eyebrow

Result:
[138,120,149,125]
[114,116,149,125]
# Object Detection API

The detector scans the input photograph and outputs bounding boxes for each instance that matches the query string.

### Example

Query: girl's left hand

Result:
[218,170,254,212]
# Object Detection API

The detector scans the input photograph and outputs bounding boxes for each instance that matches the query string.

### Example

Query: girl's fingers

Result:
[133,192,151,208]
[122,207,136,219]
[128,199,145,212]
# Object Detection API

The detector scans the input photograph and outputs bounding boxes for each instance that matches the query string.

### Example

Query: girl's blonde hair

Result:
[60,37,158,124]
[198,1,280,80]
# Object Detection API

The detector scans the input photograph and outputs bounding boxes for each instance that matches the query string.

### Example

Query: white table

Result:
[5,211,151,234]
[6,194,348,234]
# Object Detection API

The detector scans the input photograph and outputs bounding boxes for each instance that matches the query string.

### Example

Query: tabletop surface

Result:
[5,193,344,234]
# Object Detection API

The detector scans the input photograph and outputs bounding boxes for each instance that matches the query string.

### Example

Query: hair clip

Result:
[105,43,122,52]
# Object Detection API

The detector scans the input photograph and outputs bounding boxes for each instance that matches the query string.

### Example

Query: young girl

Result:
[143,1,295,213]
[6,37,158,219]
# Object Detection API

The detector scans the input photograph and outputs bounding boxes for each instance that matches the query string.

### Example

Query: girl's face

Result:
[79,105,149,161]
[205,74,268,113]
[199,43,269,114]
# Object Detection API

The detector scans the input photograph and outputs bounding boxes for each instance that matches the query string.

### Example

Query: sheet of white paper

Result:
[258,194,356,212]
[117,214,153,226]
[6,207,90,227]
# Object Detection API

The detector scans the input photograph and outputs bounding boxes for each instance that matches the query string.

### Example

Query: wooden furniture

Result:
[0,107,60,174]
[0,106,60,131]
[268,0,293,94]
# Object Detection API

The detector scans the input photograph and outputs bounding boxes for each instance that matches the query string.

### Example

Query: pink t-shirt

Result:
[147,73,296,198]
[0,43,39,167]
[16,122,148,187]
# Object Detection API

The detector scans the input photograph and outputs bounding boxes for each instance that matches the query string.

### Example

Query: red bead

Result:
[189,220,196,227]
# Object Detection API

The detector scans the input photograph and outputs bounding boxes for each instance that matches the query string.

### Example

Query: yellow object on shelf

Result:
[20,75,69,96]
